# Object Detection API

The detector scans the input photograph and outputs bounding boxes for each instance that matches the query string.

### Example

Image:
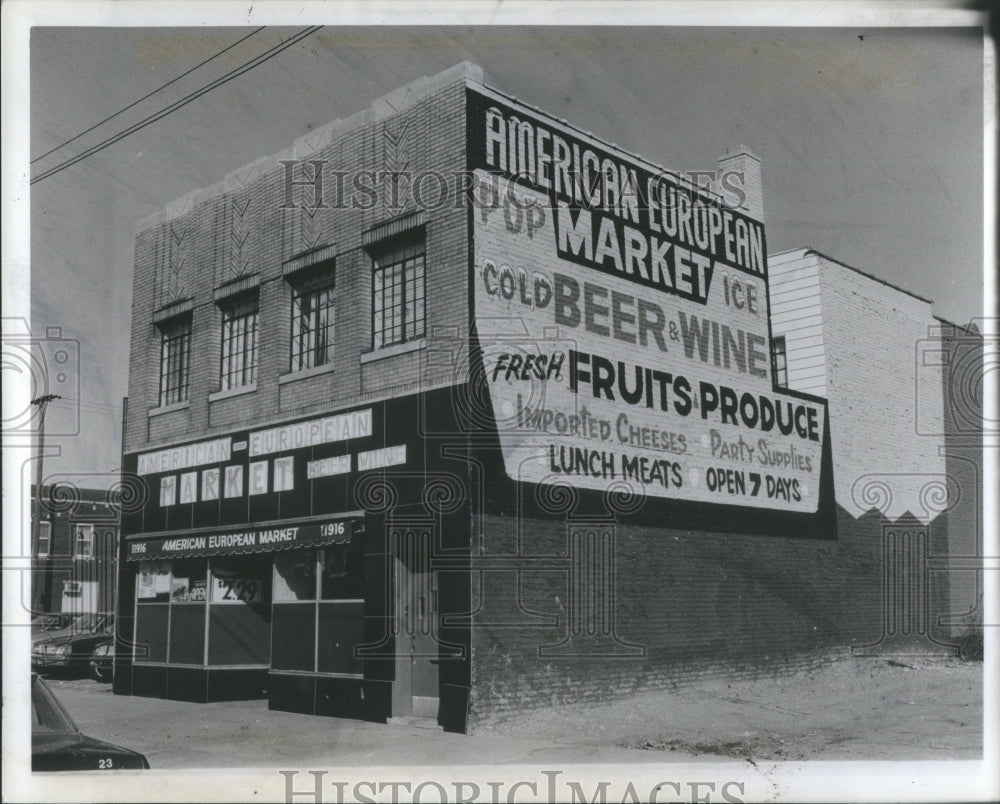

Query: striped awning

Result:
[126,516,358,561]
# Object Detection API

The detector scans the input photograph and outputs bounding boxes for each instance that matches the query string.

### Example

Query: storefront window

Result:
[208,555,271,666]
[272,548,317,672]
[134,604,169,663]
[137,560,171,602]
[270,541,365,676]
[316,601,364,675]
[168,558,207,665]
[320,542,364,600]
[134,555,271,667]
[135,559,172,663]
[170,558,208,603]
[273,549,317,601]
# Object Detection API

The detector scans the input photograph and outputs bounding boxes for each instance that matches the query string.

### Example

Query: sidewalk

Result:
[43,655,982,770]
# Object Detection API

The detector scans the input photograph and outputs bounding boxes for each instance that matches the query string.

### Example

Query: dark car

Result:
[88,638,115,682]
[31,612,107,647]
[32,614,114,675]
[32,674,150,771]
[31,613,82,636]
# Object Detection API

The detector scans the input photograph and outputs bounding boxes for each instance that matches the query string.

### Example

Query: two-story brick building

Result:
[31,484,118,617]
[114,62,979,733]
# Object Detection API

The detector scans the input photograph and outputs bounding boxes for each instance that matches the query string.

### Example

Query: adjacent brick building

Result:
[114,62,980,733]
[31,484,118,617]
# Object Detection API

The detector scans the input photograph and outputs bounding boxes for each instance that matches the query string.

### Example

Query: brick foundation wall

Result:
[467,507,954,726]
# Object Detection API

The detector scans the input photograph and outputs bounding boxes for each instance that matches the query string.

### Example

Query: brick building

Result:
[114,62,979,732]
[31,484,118,617]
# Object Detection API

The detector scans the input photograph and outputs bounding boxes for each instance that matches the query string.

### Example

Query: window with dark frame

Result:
[158,314,191,407]
[771,335,789,388]
[371,233,426,350]
[289,266,336,372]
[219,293,259,391]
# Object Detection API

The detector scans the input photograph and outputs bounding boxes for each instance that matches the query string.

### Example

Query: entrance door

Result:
[392,530,439,719]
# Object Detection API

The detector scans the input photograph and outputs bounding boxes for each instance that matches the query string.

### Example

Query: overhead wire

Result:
[31,26,323,186]
[31,27,266,165]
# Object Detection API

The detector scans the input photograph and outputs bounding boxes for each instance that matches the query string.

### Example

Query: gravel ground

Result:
[33,655,982,769]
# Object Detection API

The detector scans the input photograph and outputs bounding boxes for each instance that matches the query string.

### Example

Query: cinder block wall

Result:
[126,66,477,456]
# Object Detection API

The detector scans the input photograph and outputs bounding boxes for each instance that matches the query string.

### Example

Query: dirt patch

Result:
[627,734,806,762]
[483,655,983,761]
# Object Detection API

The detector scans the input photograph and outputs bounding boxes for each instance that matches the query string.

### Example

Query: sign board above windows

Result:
[125,517,357,561]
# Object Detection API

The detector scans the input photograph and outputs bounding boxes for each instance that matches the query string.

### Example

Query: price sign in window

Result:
[211,575,263,604]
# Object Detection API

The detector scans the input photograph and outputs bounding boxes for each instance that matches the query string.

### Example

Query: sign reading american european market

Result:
[468,90,826,513]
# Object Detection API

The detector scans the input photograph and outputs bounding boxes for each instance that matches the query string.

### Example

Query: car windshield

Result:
[31,676,79,735]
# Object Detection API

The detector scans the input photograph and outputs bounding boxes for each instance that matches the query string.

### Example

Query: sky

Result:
[10,13,988,489]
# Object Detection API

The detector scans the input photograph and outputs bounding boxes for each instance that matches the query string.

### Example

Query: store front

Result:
[115,390,473,728]
[125,516,361,702]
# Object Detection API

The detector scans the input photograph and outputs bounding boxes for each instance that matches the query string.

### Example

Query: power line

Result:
[31,27,265,165]
[31,26,322,186]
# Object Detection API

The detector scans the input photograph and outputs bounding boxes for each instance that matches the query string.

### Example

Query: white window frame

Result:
[36,521,52,558]
[73,523,95,559]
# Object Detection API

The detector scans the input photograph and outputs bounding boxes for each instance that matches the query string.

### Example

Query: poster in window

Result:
[171,576,189,601]
[171,576,207,602]
[138,560,170,600]
[211,575,263,604]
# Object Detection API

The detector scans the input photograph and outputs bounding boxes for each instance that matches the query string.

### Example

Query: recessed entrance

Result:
[391,528,439,720]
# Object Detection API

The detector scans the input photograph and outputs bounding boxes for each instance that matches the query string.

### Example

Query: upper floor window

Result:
[219,293,259,391]
[290,267,336,371]
[36,521,52,558]
[158,315,191,407]
[73,524,94,559]
[771,335,788,388]
[371,233,425,350]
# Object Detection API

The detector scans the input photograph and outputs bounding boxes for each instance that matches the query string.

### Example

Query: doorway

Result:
[391,528,439,719]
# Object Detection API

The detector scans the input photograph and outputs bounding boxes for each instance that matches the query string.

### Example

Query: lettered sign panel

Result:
[468,88,827,513]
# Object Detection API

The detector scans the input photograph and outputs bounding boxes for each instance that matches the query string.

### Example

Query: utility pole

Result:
[31,393,61,613]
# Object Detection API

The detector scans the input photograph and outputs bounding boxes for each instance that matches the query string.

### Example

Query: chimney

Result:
[716,145,764,223]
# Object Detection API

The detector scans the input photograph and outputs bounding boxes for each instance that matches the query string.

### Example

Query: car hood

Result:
[32,732,150,771]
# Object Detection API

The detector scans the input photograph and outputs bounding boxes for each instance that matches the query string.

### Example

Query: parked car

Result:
[31,612,108,647]
[32,614,115,675]
[88,638,115,682]
[31,674,150,771]
[30,613,82,637]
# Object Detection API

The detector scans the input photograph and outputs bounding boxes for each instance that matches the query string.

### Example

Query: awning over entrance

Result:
[126,516,359,561]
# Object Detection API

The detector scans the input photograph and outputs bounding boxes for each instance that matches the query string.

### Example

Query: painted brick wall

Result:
[770,251,947,523]
[126,66,477,456]
[814,254,946,522]
[467,508,908,727]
